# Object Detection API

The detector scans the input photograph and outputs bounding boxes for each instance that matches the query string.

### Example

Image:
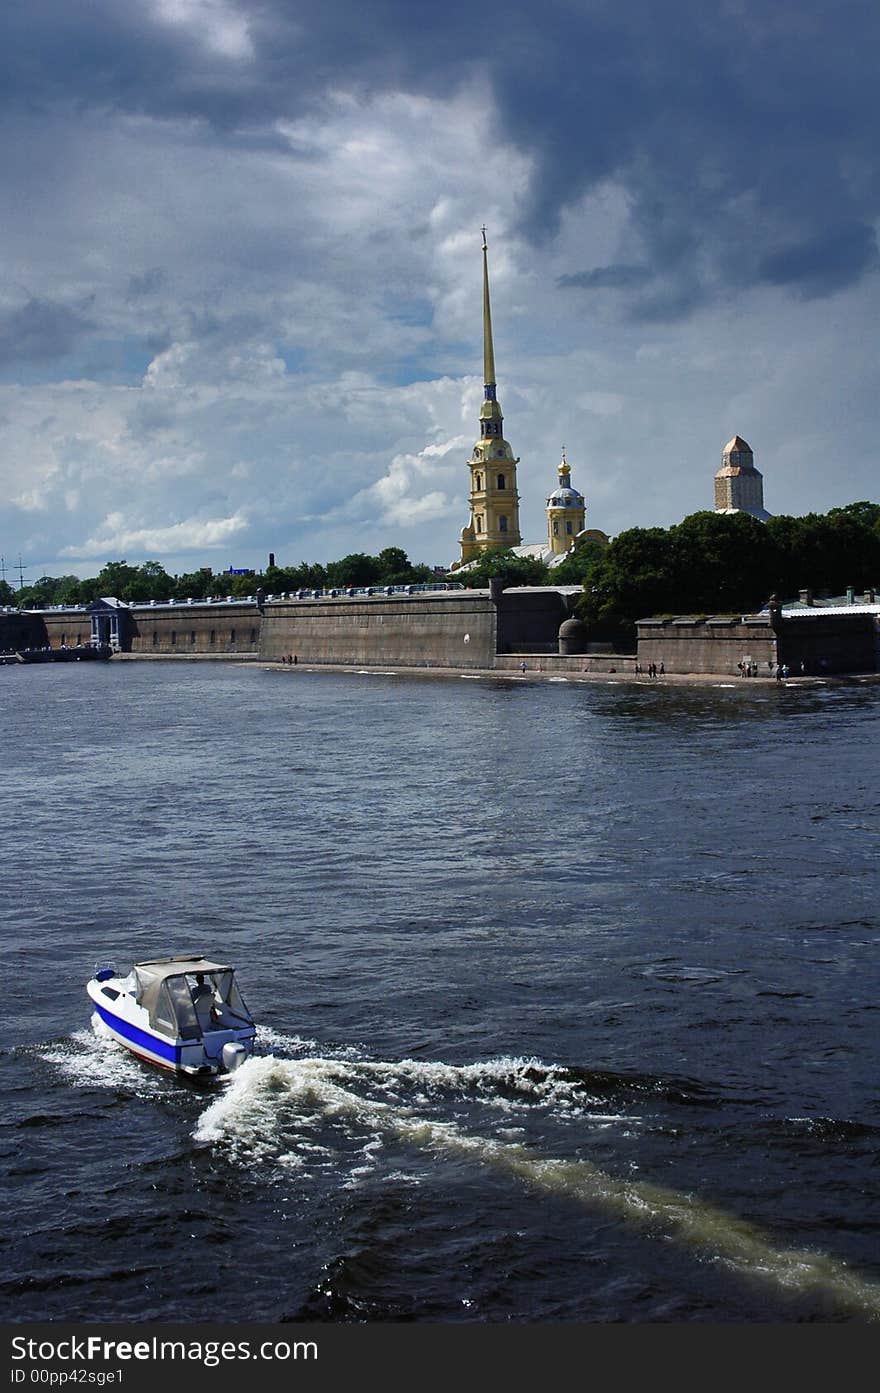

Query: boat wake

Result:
[40,1025,880,1320]
[194,1051,880,1321]
[38,1020,169,1096]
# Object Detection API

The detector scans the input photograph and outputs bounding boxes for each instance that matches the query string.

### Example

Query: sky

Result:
[1,0,878,582]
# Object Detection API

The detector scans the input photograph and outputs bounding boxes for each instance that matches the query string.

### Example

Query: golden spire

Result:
[481,225,496,391]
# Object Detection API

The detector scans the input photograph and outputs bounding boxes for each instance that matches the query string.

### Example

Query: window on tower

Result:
[476,515,484,532]
[553,520,559,535]
[499,515,508,532]
[475,473,482,491]
[497,474,505,490]
[566,520,573,534]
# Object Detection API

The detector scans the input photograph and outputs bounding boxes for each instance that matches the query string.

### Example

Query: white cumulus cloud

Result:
[61,511,249,559]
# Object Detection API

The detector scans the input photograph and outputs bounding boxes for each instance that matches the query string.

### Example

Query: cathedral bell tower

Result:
[546,447,586,553]
[458,228,522,564]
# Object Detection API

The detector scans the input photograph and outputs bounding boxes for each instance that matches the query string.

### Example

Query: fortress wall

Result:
[637,612,878,675]
[40,612,94,648]
[775,613,877,674]
[260,592,498,669]
[636,617,778,674]
[495,590,569,654]
[35,605,263,654]
[126,603,262,655]
[493,651,635,675]
[0,611,48,650]
[20,588,581,668]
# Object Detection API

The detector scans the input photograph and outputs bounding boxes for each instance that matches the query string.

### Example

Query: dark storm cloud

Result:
[0,298,94,366]
[5,1,880,316]
[758,222,879,296]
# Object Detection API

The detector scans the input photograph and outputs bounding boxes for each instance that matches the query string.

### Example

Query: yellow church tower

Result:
[458,228,522,564]
[546,447,586,553]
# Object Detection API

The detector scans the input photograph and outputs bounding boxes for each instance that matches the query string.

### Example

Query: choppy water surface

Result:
[1,661,879,1322]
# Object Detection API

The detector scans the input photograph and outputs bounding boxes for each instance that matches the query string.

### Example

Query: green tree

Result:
[216,570,259,598]
[0,578,16,606]
[578,527,677,639]
[92,560,141,600]
[174,568,215,600]
[280,561,328,591]
[827,501,880,532]
[670,510,776,613]
[54,575,88,606]
[325,553,383,587]
[373,547,438,586]
[377,546,411,581]
[17,573,93,608]
[17,575,63,608]
[455,548,550,589]
[135,561,174,601]
[547,538,607,585]
[766,509,880,597]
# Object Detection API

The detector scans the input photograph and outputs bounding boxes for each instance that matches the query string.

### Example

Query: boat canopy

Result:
[133,957,253,1038]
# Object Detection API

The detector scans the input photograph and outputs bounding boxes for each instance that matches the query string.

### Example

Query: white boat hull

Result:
[87,975,256,1077]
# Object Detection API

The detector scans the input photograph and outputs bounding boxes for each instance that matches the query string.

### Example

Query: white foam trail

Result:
[38,1016,166,1095]
[254,1025,317,1055]
[196,1055,880,1320]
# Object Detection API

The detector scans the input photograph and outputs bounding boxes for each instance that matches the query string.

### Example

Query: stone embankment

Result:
[259,659,880,687]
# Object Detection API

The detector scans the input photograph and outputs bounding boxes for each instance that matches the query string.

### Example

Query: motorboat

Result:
[87,956,257,1077]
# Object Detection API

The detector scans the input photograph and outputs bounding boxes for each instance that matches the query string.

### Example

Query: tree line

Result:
[1,547,442,609]
[4,503,878,639]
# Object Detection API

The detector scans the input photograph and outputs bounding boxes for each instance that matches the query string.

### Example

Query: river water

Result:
[1,660,879,1324]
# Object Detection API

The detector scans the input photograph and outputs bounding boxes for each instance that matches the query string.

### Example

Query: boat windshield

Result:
[208,969,253,1022]
[133,961,254,1036]
[162,977,201,1039]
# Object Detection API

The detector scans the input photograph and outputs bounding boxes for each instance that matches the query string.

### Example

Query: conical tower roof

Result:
[723,435,752,455]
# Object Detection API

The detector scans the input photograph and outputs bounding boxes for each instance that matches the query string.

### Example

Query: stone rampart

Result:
[0,610,48,651]
[493,652,635,676]
[636,611,878,675]
[636,615,778,675]
[495,588,570,654]
[260,591,498,669]
[37,601,263,655]
[775,612,877,674]
[127,601,262,655]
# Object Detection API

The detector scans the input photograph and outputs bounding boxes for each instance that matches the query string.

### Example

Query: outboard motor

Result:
[222,1041,249,1072]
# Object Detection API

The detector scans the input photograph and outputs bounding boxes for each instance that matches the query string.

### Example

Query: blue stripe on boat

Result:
[94,1001,182,1065]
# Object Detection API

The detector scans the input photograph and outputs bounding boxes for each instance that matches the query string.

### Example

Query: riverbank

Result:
[260,660,880,688]
[109,650,880,685]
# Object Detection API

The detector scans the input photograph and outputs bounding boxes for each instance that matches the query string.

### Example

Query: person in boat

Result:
[192,972,213,1002]
[191,972,220,1028]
